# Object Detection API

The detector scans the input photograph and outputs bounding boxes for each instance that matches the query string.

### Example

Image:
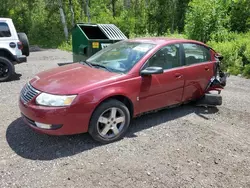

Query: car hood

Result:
[29,63,119,94]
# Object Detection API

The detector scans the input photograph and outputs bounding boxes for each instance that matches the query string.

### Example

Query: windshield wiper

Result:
[91,63,112,72]
[79,61,93,67]
[80,61,113,72]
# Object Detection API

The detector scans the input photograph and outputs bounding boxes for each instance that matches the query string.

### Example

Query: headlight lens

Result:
[36,93,77,107]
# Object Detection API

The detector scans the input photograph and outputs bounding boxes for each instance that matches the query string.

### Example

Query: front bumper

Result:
[19,99,90,135]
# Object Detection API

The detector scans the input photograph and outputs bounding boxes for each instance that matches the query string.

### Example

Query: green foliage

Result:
[184,0,231,43]
[147,0,189,35]
[130,31,187,39]
[0,0,250,78]
[230,0,250,32]
[208,32,250,77]
[183,0,250,78]
[0,0,67,48]
[58,36,72,52]
[243,64,250,78]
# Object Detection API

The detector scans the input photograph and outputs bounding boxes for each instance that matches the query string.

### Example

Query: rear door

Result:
[181,43,214,101]
[139,43,186,113]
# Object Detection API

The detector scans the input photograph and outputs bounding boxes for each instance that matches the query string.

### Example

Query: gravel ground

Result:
[0,49,250,188]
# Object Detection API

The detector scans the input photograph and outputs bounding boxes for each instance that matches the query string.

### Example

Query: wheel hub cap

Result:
[97,107,126,139]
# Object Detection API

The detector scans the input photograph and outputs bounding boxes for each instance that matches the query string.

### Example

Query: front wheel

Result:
[88,99,130,144]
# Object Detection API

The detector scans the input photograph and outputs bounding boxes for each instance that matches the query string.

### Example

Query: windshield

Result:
[86,41,156,73]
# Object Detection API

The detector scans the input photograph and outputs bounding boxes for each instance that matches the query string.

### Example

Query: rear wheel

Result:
[17,32,30,56]
[0,57,14,82]
[88,99,130,144]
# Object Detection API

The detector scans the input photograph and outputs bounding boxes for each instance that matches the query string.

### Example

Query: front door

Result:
[139,43,185,113]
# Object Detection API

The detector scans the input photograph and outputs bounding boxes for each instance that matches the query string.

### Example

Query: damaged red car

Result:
[19,38,227,143]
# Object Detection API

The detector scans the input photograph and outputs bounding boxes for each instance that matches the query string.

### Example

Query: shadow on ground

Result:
[6,73,22,82]
[29,46,46,52]
[6,104,218,161]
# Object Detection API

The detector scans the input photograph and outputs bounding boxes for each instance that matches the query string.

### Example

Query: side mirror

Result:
[140,66,164,76]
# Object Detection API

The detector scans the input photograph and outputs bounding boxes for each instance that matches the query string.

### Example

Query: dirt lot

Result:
[0,49,250,188]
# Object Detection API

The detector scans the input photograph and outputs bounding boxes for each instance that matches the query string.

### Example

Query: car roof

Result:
[127,37,210,48]
[0,18,12,21]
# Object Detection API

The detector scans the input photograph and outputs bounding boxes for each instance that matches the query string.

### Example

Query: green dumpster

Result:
[72,23,128,62]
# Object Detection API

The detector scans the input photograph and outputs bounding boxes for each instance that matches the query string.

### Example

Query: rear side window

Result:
[0,23,11,37]
[183,43,211,65]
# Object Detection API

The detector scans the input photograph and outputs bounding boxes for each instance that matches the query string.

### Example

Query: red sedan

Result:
[19,38,227,143]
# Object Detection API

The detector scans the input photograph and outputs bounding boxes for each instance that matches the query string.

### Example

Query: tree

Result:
[69,0,75,27]
[58,0,69,40]
[147,0,190,35]
[230,0,250,32]
[184,0,230,42]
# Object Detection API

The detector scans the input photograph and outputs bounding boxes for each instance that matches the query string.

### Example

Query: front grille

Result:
[20,83,40,103]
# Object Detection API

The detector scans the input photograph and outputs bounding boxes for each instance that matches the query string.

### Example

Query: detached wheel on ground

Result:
[0,57,14,82]
[88,99,131,144]
[17,32,30,57]
[196,93,222,107]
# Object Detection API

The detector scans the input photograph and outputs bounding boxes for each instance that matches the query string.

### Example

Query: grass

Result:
[58,40,72,52]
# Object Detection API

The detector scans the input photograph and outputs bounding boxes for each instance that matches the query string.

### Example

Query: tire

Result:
[88,99,131,144]
[17,32,30,57]
[0,57,15,82]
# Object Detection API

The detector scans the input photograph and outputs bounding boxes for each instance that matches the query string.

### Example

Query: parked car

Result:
[19,38,227,143]
[0,18,29,82]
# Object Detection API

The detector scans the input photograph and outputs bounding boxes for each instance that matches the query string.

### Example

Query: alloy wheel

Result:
[97,107,126,139]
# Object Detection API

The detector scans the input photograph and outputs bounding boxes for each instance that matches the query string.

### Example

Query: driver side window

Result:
[144,44,181,70]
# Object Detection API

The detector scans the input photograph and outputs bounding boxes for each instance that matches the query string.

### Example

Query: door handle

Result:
[205,66,210,71]
[175,73,183,78]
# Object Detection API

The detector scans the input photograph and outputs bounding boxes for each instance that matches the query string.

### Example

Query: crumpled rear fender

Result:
[205,61,229,93]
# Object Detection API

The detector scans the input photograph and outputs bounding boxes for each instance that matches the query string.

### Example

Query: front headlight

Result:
[36,93,77,107]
